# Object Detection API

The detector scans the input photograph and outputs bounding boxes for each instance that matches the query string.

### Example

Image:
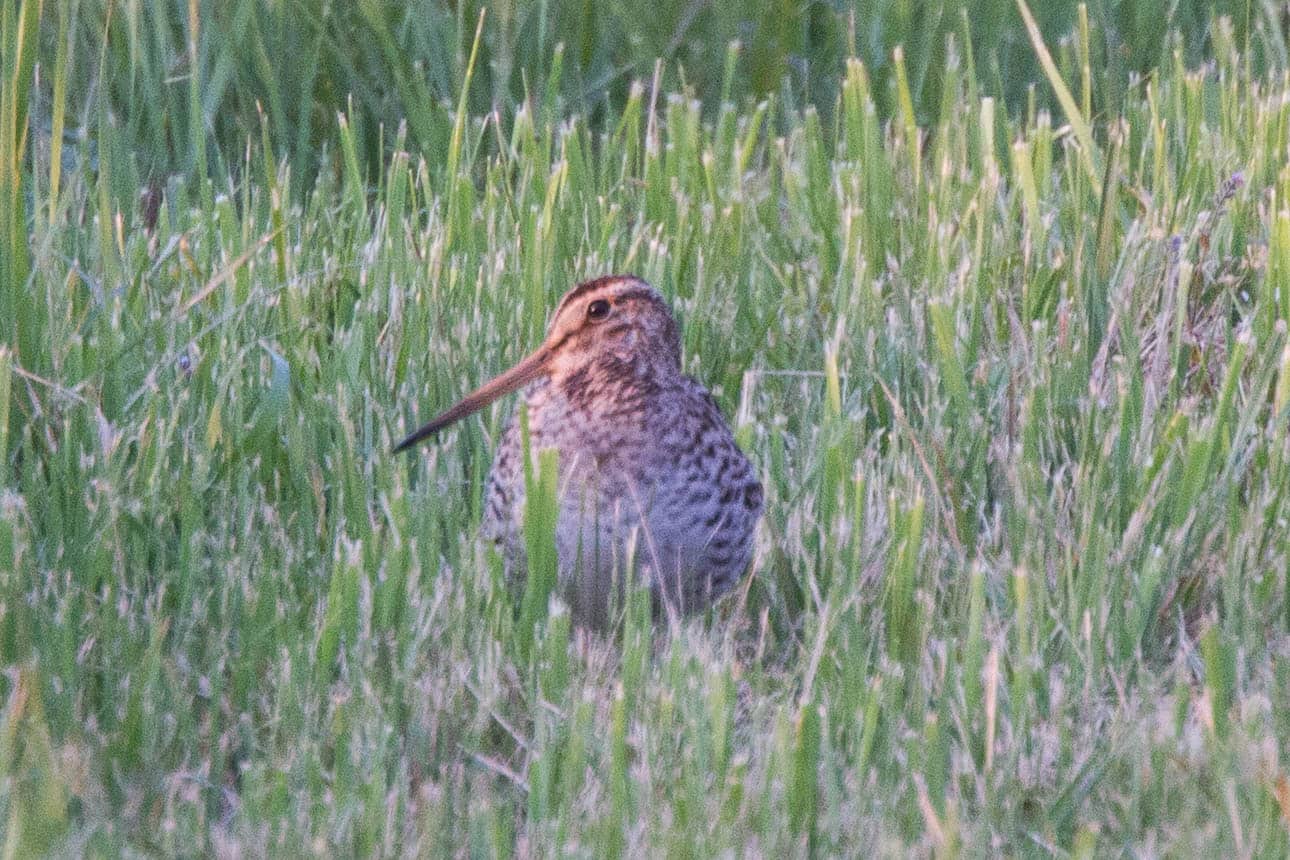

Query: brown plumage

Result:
[396,275,762,629]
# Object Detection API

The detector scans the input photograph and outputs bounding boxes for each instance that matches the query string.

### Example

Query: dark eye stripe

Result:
[554,275,641,316]
[607,288,667,309]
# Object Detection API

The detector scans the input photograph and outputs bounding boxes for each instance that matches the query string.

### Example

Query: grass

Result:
[4,0,1290,855]
[32,0,1289,195]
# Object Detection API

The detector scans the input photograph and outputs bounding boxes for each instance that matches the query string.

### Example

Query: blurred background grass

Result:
[33,0,1289,198]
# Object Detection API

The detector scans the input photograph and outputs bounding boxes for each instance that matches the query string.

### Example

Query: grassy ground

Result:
[5,0,1290,855]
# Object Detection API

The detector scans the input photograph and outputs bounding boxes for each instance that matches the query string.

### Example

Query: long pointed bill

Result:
[394,347,550,453]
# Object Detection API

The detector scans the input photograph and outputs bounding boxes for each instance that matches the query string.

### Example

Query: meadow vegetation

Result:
[4,0,1290,854]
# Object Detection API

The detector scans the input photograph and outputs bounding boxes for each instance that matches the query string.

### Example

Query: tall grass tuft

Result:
[1,0,40,361]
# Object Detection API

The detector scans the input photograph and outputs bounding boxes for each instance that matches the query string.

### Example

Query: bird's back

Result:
[481,374,761,625]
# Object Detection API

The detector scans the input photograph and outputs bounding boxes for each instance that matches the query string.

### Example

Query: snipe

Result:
[396,275,762,629]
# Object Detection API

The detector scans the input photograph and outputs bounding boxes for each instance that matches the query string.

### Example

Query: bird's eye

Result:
[586,299,611,321]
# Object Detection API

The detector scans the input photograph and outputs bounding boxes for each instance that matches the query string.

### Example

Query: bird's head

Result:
[394,274,681,452]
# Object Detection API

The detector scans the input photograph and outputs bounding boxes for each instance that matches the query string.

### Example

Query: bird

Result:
[395,275,763,629]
